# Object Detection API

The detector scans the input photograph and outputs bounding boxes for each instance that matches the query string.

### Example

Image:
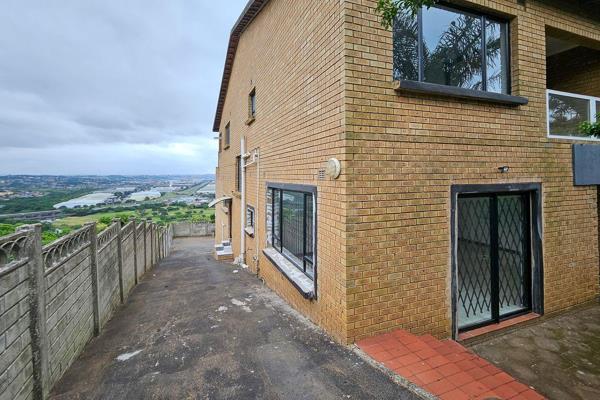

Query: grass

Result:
[54,206,214,229]
[1,205,215,245]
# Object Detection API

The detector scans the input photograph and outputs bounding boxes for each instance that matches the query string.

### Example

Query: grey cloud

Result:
[0,0,246,172]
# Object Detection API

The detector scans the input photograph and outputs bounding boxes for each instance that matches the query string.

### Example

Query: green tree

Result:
[376,0,437,29]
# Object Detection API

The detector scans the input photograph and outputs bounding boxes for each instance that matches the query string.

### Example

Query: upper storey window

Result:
[249,89,256,119]
[246,88,256,125]
[224,123,231,149]
[394,4,509,94]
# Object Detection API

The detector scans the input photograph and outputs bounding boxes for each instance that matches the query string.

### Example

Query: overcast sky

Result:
[0,0,248,175]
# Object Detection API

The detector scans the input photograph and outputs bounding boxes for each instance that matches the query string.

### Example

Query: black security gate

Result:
[457,192,532,332]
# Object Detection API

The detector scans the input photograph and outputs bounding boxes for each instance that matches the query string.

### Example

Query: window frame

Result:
[266,183,317,281]
[245,205,255,236]
[395,2,511,95]
[249,88,256,119]
[546,89,600,141]
[235,155,241,193]
[246,205,255,228]
[224,123,231,149]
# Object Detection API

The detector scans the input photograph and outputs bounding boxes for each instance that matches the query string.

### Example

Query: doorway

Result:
[451,184,544,336]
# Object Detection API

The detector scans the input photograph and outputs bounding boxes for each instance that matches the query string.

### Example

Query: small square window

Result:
[224,123,231,149]
[246,205,255,227]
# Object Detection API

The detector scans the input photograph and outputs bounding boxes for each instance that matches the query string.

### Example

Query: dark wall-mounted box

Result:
[573,144,600,186]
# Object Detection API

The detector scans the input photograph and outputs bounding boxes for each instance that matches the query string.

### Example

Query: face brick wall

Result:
[344,0,600,342]
[216,0,600,345]
[547,46,600,97]
[214,0,349,342]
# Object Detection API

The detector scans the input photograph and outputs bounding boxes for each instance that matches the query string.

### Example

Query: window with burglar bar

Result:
[267,185,315,280]
[246,205,255,229]
[393,3,510,94]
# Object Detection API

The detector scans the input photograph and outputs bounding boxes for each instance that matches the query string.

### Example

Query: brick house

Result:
[212,0,600,344]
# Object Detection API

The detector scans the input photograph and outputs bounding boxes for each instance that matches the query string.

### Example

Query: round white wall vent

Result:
[325,158,341,179]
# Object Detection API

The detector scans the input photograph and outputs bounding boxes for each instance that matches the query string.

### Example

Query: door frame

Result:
[450,183,544,339]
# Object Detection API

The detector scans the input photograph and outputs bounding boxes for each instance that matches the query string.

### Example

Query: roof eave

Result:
[212,0,270,132]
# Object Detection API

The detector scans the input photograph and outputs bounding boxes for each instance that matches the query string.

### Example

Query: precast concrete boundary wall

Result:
[0,220,174,400]
[172,222,215,238]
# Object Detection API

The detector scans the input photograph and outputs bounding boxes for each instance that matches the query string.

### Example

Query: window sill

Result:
[263,248,315,300]
[548,134,600,142]
[244,227,254,237]
[394,80,528,106]
[245,117,255,126]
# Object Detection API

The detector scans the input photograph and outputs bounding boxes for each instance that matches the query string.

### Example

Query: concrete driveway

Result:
[470,304,600,400]
[50,237,419,400]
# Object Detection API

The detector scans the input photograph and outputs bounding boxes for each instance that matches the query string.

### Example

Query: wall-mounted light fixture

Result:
[325,158,342,179]
[498,166,510,173]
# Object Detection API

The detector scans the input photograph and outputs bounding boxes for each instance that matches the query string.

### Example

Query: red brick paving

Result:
[357,330,545,400]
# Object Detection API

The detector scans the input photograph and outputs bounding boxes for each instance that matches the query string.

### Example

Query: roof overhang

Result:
[213,0,270,132]
[208,196,232,208]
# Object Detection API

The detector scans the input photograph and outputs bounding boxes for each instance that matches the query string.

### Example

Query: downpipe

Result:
[236,142,261,274]
[238,136,246,265]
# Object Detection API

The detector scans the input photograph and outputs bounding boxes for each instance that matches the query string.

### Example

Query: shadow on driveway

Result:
[50,237,420,400]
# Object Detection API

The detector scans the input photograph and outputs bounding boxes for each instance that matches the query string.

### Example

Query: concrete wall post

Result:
[132,218,138,285]
[87,222,100,336]
[148,219,153,269]
[143,220,148,272]
[20,224,48,400]
[114,219,124,304]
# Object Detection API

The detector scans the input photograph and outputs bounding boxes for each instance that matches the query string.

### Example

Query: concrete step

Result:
[215,251,234,262]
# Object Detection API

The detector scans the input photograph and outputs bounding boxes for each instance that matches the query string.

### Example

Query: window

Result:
[224,123,231,149]
[547,89,600,139]
[218,133,222,153]
[246,205,255,235]
[394,4,509,94]
[235,156,241,192]
[267,185,316,280]
[249,88,256,120]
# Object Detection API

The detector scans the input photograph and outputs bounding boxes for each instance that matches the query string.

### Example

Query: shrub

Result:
[98,216,113,225]
[579,116,600,138]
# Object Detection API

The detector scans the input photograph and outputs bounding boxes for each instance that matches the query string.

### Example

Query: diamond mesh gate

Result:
[457,193,531,331]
